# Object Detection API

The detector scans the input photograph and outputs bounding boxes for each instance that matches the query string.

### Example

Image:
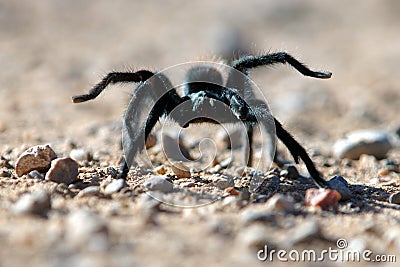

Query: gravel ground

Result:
[1,1,400,266]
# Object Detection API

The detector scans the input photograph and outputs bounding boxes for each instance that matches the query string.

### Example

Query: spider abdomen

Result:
[183,66,223,95]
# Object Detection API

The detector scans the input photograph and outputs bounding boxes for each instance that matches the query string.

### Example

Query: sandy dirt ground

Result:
[0,1,400,266]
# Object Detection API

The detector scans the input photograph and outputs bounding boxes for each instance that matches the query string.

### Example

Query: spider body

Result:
[73,52,331,188]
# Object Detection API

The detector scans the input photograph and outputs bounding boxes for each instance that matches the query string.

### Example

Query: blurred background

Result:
[0,0,399,149]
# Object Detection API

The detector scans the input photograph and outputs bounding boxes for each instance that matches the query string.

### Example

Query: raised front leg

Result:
[72,70,155,103]
[232,52,332,79]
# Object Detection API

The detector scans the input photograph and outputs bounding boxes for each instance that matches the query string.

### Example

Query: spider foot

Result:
[314,71,332,79]
[72,95,91,103]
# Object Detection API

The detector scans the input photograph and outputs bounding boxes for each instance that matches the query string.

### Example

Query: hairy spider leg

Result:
[224,66,254,168]
[72,70,155,103]
[229,52,331,188]
[232,52,332,78]
[72,70,180,178]
[273,119,327,188]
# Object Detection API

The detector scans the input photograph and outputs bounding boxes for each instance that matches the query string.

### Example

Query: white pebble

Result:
[104,179,126,195]
[333,130,393,159]
[65,209,109,251]
[143,176,174,193]
[70,148,90,161]
[12,189,51,216]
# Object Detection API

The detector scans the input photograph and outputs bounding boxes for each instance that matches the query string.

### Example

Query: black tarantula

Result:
[73,52,331,188]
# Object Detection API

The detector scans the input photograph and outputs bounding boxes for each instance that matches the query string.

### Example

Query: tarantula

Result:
[72,52,331,188]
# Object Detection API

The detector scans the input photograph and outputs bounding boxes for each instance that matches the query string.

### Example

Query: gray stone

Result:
[241,210,276,224]
[104,179,126,195]
[76,186,100,198]
[12,189,51,216]
[143,176,174,193]
[281,164,299,179]
[210,174,234,190]
[284,220,323,247]
[389,192,400,205]
[327,175,353,200]
[236,224,273,249]
[45,157,79,184]
[66,209,109,251]
[220,156,233,168]
[333,130,393,159]
[28,170,44,180]
[15,144,57,177]
[265,194,296,212]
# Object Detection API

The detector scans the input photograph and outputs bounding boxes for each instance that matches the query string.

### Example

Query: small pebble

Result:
[15,144,57,177]
[76,186,100,198]
[326,175,352,200]
[12,189,51,216]
[265,194,295,212]
[333,130,393,159]
[180,181,195,188]
[70,148,91,161]
[305,188,341,210]
[208,164,222,174]
[210,174,234,190]
[0,169,12,178]
[224,187,240,196]
[107,166,118,178]
[281,164,299,179]
[389,192,400,205]
[284,220,322,246]
[377,168,389,176]
[66,209,109,251]
[45,157,79,185]
[239,187,250,201]
[241,210,276,225]
[236,224,273,250]
[28,170,44,180]
[154,165,166,175]
[171,161,191,178]
[143,176,174,193]
[104,179,126,195]
[146,133,157,149]
[220,156,233,168]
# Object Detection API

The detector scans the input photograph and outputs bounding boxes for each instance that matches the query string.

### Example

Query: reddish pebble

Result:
[45,157,78,184]
[171,161,191,178]
[145,134,157,149]
[305,188,341,210]
[224,187,240,196]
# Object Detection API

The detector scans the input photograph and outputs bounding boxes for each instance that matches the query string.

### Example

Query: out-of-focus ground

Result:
[0,1,399,266]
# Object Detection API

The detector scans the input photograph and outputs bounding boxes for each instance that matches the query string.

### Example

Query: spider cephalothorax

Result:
[73,52,331,188]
